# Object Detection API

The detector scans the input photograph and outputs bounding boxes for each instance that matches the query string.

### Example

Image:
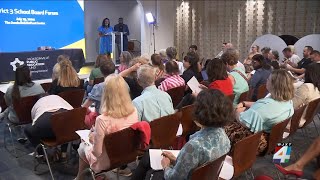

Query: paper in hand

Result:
[187,76,202,93]
[149,149,180,170]
[75,130,92,147]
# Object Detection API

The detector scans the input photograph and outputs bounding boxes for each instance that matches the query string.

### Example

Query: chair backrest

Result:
[239,91,249,102]
[266,118,290,154]
[58,89,85,108]
[179,104,200,137]
[104,127,141,170]
[93,77,105,85]
[80,79,84,89]
[232,132,262,177]
[150,112,181,149]
[256,84,267,100]
[13,95,39,124]
[191,154,227,180]
[155,77,165,87]
[301,98,320,128]
[227,94,235,102]
[290,105,307,135]
[50,107,87,145]
[0,91,8,113]
[166,86,186,108]
[40,82,52,92]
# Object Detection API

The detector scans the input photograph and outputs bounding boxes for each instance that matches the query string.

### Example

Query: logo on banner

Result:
[10,58,24,71]
[273,143,292,164]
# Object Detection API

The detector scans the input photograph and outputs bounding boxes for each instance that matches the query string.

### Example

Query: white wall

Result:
[139,0,176,56]
[84,1,141,62]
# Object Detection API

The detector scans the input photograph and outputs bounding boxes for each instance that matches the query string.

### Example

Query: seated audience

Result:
[52,54,70,80]
[249,54,272,101]
[292,63,320,127]
[310,50,320,63]
[119,57,149,99]
[159,49,168,64]
[285,46,313,76]
[133,65,174,122]
[251,45,260,54]
[86,55,109,93]
[82,59,116,127]
[75,74,139,179]
[118,51,132,73]
[166,47,184,75]
[243,53,255,74]
[206,58,233,96]
[48,59,81,95]
[24,95,73,160]
[261,47,272,65]
[221,48,249,104]
[151,53,165,79]
[282,47,301,67]
[275,137,320,179]
[181,52,202,83]
[270,50,280,70]
[131,89,232,180]
[158,61,185,92]
[225,69,294,155]
[1,65,44,124]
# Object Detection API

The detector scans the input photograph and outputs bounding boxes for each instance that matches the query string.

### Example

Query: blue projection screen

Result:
[0,0,84,52]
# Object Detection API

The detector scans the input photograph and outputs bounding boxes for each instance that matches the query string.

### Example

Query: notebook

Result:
[75,129,92,147]
[149,149,180,170]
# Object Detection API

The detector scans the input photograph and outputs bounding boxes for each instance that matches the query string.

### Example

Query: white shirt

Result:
[236,61,246,72]
[31,95,73,125]
[174,60,185,75]
[289,54,301,65]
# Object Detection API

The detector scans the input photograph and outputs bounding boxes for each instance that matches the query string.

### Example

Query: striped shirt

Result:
[158,74,185,92]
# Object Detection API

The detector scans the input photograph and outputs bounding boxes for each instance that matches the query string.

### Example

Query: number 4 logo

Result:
[273,146,291,163]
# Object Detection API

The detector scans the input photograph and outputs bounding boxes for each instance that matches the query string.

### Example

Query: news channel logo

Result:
[273,143,292,164]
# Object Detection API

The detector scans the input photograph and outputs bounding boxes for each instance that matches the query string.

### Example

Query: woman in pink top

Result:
[118,51,132,73]
[75,74,138,179]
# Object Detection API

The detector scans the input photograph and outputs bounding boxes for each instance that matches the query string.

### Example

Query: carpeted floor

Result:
[0,115,318,180]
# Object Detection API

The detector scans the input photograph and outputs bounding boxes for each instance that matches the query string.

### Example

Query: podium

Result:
[99,32,124,65]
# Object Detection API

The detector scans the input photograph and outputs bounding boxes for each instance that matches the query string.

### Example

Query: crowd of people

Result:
[1,42,320,179]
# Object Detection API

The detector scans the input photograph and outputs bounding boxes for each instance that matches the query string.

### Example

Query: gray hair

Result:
[137,64,156,88]
[166,47,177,60]
[159,49,167,58]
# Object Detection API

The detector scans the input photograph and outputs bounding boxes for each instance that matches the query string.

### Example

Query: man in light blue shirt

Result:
[133,65,174,122]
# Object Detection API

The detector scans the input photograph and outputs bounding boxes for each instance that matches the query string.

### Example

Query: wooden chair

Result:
[93,77,105,85]
[179,105,200,137]
[232,132,263,178]
[227,94,235,102]
[58,89,85,108]
[239,91,249,102]
[283,105,307,139]
[166,86,186,108]
[150,112,181,149]
[40,82,52,92]
[191,154,227,180]
[4,95,39,157]
[265,118,291,155]
[87,127,143,180]
[36,107,87,180]
[256,84,267,100]
[300,98,320,136]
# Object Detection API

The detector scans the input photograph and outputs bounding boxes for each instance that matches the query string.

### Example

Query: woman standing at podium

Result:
[98,18,113,55]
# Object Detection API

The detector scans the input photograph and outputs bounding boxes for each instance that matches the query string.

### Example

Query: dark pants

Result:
[131,151,164,180]
[24,109,68,155]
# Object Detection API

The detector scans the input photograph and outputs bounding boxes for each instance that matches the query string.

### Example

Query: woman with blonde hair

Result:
[75,74,138,180]
[118,51,133,73]
[225,69,294,155]
[49,59,81,95]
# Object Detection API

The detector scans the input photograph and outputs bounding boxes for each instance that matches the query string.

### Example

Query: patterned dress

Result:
[164,127,230,180]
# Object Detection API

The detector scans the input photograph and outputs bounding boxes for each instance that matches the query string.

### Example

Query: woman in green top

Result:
[221,48,249,105]
[86,55,109,93]
[225,69,294,155]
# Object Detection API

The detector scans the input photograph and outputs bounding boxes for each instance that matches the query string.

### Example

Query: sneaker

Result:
[17,138,28,144]
[112,168,132,177]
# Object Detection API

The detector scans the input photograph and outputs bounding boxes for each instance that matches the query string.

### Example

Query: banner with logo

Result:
[0,49,85,82]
